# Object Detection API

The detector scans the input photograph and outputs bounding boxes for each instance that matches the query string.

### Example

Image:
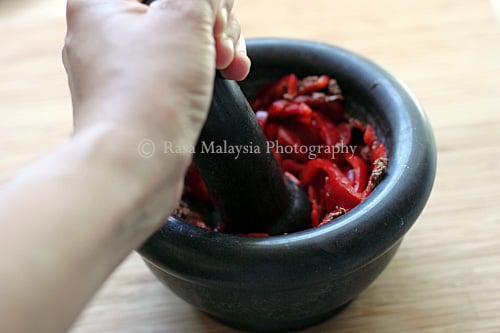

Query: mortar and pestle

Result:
[138,38,437,332]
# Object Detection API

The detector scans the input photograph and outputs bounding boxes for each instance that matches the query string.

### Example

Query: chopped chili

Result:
[177,74,389,235]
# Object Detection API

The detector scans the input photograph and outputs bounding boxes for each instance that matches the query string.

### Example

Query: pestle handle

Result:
[193,74,310,235]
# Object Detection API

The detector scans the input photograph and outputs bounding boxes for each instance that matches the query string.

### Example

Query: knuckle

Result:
[65,0,85,20]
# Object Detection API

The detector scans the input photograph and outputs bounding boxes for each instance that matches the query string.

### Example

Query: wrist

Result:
[0,124,191,333]
[69,124,191,239]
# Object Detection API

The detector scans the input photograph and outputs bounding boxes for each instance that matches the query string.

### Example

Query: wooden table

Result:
[1,0,499,332]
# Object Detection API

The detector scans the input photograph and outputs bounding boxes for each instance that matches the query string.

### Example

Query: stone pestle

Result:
[193,74,311,235]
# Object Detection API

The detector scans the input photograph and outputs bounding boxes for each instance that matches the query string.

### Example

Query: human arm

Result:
[0,1,250,332]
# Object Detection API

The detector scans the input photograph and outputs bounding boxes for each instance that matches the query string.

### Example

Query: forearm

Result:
[0,125,188,333]
[0,0,249,331]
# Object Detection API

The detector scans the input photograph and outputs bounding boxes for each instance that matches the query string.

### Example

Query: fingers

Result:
[214,10,240,69]
[219,34,251,81]
[69,0,250,81]
[213,0,234,36]
[214,1,251,81]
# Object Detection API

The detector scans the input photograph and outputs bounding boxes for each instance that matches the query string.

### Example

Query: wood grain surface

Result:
[1,0,499,332]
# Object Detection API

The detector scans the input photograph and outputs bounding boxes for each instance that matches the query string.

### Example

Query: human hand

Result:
[62,0,251,231]
[63,0,250,149]
[0,4,250,332]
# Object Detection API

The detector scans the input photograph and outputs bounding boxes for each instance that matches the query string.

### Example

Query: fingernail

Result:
[224,31,237,52]
[236,34,247,55]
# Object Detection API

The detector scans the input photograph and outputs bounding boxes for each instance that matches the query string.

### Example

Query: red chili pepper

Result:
[268,100,312,122]
[268,99,289,116]
[308,186,321,227]
[294,93,345,123]
[281,121,321,146]
[288,103,313,123]
[183,73,388,234]
[344,155,368,192]
[251,74,299,110]
[282,73,299,97]
[298,75,330,94]
[190,219,212,231]
[350,118,366,132]
[301,158,362,210]
[322,172,362,210]
[277,126,308,160]
[363,125,378,147]
[370,144,387,163]
[293,93,322,107]
[277,125,302,147]
[324,96,346,122]
[337,122,352,145]
[363,125,387,162]
[265,123,279,141]
[320,121,341,147]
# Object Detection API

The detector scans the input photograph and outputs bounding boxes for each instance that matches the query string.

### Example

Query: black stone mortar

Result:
[138,38,437,332]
